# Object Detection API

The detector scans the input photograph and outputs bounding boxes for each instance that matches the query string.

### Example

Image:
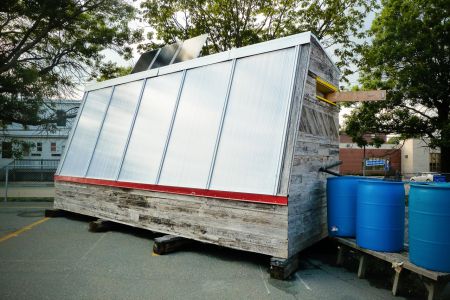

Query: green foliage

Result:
[140,0,377,82]
[0,0,142,127]
[91,61,132,81]
[0,138,33,159]
[386,136,401,145]
[344,0,450,170]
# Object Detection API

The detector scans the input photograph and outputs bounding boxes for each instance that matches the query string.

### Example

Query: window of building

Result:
[56,110,67,126]
[430,153,441,172]
[1,142,12,158]
[31,142,42,156]
[22,144,30,157]
[51,142,61,156]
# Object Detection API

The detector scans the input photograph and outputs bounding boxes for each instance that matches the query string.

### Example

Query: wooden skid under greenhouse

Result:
[333,237,450,300]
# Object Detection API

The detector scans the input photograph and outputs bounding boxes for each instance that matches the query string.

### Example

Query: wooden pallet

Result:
[333,237,450,300]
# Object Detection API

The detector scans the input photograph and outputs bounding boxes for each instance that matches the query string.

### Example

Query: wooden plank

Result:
[358,255,368,279]
[54,181,290,258]
[392,268,401,296]
[333,237,450,281]
[326,90,386,103]
[423,277,447,300]
[308,39,340,87]
[270,254,301,280]
[336,245,346,266]
[45,209,66,218]
[153,234,193,255]
[89,219,117,232]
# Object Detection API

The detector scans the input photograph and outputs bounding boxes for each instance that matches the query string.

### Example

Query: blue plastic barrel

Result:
[327,176,378,237]
[327,176,359,237]
[433,175,446,182]
[409,183,450,272]
[356,180,405,252]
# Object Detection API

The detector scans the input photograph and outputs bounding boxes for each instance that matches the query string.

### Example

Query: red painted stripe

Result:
[54,175,288,205]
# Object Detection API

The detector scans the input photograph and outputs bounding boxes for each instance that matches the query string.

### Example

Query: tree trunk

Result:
[441,146,450,173]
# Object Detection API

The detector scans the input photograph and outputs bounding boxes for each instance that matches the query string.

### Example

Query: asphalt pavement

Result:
[0,202,446,300]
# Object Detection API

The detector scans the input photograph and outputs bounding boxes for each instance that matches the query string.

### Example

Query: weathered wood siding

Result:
[55,181,289,258]
[287,39,339,257]
[308,39,340,87]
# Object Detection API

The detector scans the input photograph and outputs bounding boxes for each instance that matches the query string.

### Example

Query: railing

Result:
[0,159,59,181]
[10,159,60,170]
[1,159,60,201]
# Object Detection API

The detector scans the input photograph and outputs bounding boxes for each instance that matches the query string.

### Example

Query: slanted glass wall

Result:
[59,46,298,195]
[60,87,112,176]
[87,80,144,179]
[119,72,183,183]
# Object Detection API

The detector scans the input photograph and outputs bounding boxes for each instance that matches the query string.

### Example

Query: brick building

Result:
[339,134,402,175]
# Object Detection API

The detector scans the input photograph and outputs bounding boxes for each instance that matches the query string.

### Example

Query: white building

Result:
[0,100,80,168]
[401,138,441,175]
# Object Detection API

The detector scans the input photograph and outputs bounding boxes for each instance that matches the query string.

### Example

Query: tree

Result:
[0,0,142,128]
[344,0,450,172]
[90,61,132,82]
[140,0,377,82]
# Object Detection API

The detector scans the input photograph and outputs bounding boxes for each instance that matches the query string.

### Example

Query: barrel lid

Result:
[327,176,374,181]
[357,179,404,185]
[410,182,450,189]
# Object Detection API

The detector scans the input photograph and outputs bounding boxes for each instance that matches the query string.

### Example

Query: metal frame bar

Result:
[272,45,301,195]
[206,59,237,189]
[56,92,88,175]
[147,48,162,70]
[114,79,148,180]
[84,32,315,92]
[277,44,312,195]
[155,70,187,184]
[83,86,116,177]
[169,41,183,65]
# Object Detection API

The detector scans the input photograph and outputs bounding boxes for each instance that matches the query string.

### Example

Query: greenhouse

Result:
[54,31,340,261]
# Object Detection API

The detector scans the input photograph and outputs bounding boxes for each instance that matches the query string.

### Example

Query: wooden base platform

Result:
[333,237,450,300]
[153,235,193,255]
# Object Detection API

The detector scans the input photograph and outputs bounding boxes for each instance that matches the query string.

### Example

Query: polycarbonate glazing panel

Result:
[118,72,183,183]
[159,61,232,188]
[59,87,112,176]
[158,61,232,188]
[86,80,144,179]
[210,48,296,194]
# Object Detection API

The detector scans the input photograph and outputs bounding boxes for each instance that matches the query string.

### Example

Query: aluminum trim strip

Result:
[273,45,301,194]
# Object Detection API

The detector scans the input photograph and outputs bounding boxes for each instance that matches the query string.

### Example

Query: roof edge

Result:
[85,32,314,92]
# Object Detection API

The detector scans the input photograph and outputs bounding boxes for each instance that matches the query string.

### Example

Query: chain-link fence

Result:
[1,159,58,201]
[1,159,58,182]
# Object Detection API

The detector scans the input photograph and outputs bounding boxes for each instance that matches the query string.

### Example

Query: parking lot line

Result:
[0,217,50,243]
